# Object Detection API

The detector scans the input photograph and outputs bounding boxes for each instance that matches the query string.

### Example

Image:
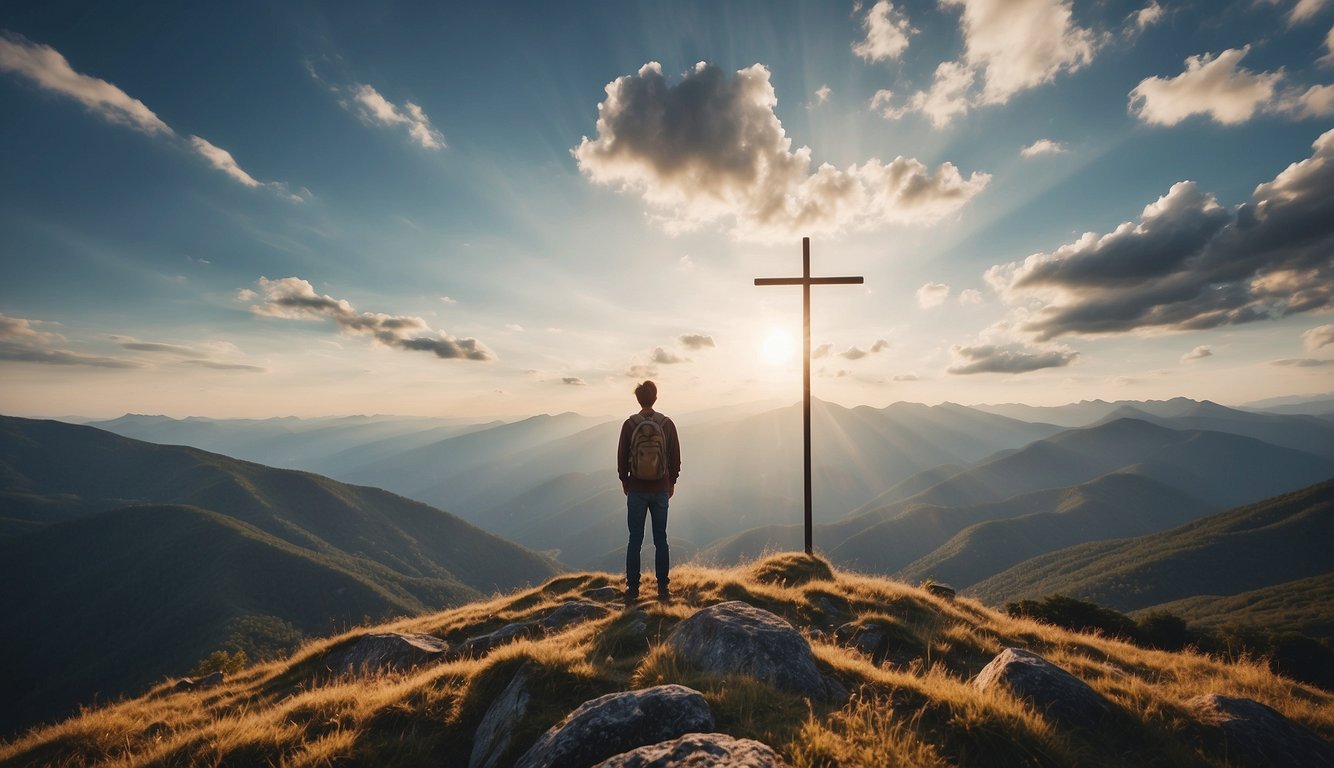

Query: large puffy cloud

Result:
[0,314,140,368]
[1130,47,1283,126]
[987,129,1334,340]
[917,282,950,308]
[245,277,494,361]
[853,1,915,63]
[945,0,1098,105]
[878,0,1097,126]
[573,62,988,240]
[1,33,298,198]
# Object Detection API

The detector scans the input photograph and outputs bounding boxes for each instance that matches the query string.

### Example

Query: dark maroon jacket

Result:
[617,409,681,493]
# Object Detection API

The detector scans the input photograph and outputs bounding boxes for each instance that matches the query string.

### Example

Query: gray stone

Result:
[452,621,538,659]
[833,620,914,668]
[514,685,714,768]
[972,648,1110,728]
[328,632,449,675]
[541,600,613,632]
[925,582,956,600]
[1188,693,1334,768]
[173,670,224,691]
[594,733,789,767]
[585,586,624,602]
[469,665,532,768]
[664,601,846,702]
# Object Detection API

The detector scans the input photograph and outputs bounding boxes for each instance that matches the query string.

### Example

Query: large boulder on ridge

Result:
[594,732,789,767]
[327,632,448,675]
[1188,693,1334,767]
[664,601,846,701]
[972,648,1111,728]
[514,685,714,768]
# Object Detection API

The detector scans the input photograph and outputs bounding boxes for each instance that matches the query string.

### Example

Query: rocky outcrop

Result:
[832,619,919,669]
[593,733,789,767]
[456,599,612,659]
[514,685,714,768]
[327,632,449,675]
[664,601,846,702]
[1188,693,1334,767]
[469,665,533,768]
[972,648,1110,728]
[173,671,224,691]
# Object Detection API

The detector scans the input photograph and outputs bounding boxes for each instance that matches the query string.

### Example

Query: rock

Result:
[328,632,449,675]
[833,620,912,668]
[173,670,224,691]
[593,733,789,767]
[664,601,846,701]
[541,600,612,632]
[972,648,1110,728]
[585,586,624,602]
[1188,693,1334,768]
[469,665,532,768]
[925,582,956,600]
[514,685,714,768]
[452,621,538,659]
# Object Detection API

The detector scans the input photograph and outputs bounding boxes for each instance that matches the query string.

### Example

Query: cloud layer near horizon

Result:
[986,129,1334,341]
[244,277,494,361]
[573,61,989,240]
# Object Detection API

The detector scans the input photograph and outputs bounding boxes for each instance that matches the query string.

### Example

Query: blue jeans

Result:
[626,491,670,593]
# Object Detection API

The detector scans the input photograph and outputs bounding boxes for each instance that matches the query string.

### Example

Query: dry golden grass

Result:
[2,553,1330,767]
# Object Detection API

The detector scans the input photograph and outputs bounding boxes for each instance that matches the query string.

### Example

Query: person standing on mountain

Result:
[617,380,681,603]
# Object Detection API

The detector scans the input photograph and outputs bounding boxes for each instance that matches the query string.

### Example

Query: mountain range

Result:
[0,415,561,735]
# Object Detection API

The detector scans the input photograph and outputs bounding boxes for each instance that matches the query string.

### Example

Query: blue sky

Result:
[1,0,1332,419]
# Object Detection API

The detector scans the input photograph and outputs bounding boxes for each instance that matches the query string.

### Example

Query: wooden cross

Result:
[755,237,864,555]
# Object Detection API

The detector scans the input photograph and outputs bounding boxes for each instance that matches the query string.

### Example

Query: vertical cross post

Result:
[755,237,864,555]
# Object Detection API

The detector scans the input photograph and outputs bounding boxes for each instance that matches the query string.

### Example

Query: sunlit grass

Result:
[2,553,1330,767]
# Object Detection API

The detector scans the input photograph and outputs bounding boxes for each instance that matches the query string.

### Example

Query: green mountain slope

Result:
[896,473,1216,588]
[1137,573,1334,639]
[0,503,431,733]
[970,479,1334,613]
[0,416,559,597]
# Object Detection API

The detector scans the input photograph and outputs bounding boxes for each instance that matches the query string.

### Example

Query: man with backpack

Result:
[617,380,681,603]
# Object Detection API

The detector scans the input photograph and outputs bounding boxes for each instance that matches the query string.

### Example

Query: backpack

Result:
[628,413,668,481]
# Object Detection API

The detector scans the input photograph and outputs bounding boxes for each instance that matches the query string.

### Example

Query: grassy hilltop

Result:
[2,553,1330,767]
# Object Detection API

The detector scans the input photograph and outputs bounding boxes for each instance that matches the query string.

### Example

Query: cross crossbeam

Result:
[754,237,864,555]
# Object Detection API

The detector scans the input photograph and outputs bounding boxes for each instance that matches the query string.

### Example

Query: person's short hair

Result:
[634,380,657,408]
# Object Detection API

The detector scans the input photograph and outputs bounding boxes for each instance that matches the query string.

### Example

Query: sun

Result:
[760,328,797,366]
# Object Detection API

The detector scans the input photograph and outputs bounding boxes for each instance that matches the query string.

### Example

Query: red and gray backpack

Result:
[628,413,668,481]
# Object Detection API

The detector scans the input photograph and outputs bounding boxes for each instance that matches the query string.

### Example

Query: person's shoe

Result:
[656,589,672,603]
[624,588,640,605]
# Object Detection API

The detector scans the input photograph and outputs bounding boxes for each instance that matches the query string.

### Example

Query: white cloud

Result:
[1303,324,1334,350]
[573,62,989,240]
[350,83,445,150]
[651,346,689,364]
[947,0,1099,105]
[1020,139,1068,158]
[562,376,587,386]
[678,334,716,350]
[1129,47,1282,126]
[959,288,984,305]
[1281,83,1334,118]
[1129,2,1165,34]
[1182,345,1213,362]
[0,33,171,136]
[871,339,890,353]
[853,0,915,63]
[440,296,458,304]
[505,324,525,332]
[0,314,140,368]
[1323,25,1334,65]
[1290,0,1330,25]
[917,282,950,308]
[1271,357,1333,366]
[947,342,1078,374]
[985,130,1334,340]
[813,84,831,105]
[813,343,834,359]
[190,136,261,188]
[0,34,298,198]
[874,61,975,128]
[245,277,494,361]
